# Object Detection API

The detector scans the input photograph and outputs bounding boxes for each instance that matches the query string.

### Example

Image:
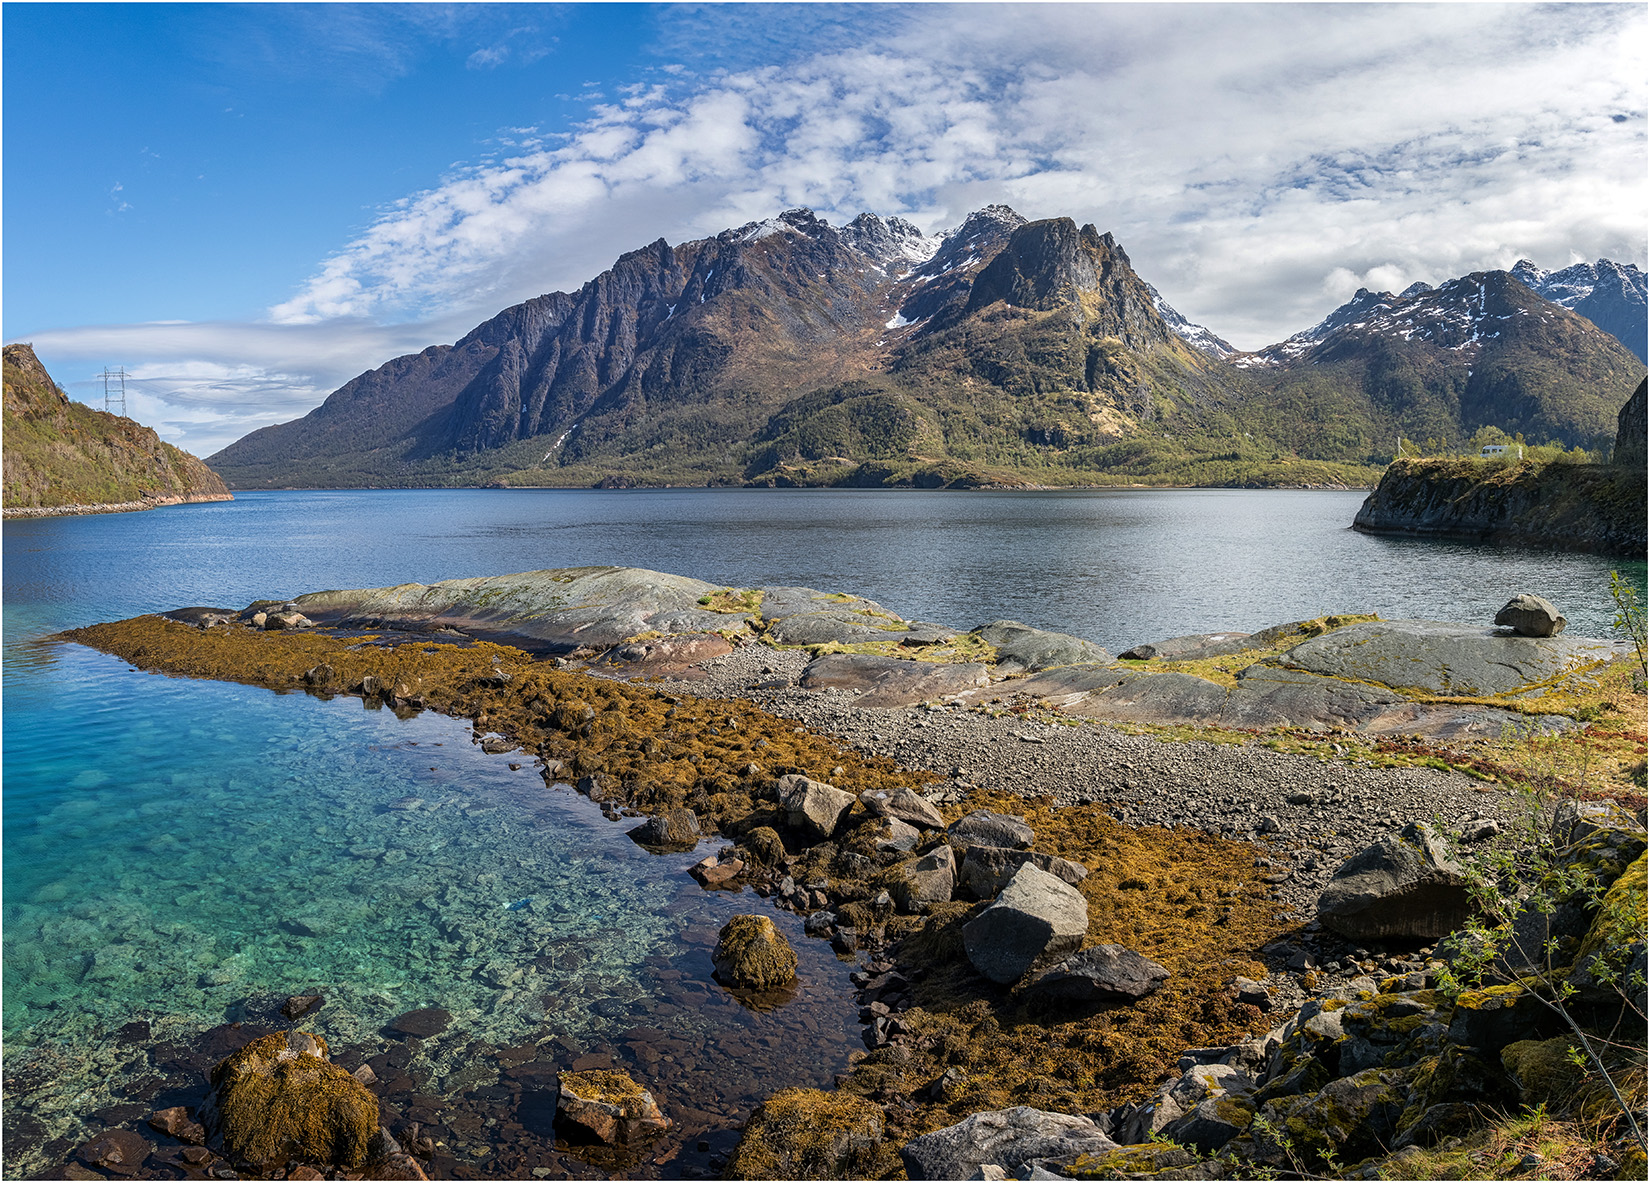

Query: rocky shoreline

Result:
[2,492,234,519]
[38,567,1648,1180]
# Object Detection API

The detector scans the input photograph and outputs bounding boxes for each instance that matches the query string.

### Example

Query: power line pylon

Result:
[102,367,128,416]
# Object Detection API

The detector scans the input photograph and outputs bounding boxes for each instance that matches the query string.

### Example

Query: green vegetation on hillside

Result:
[2,344,230,511]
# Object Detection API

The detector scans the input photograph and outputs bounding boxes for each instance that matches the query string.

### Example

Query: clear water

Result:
[2,488,1642,1165]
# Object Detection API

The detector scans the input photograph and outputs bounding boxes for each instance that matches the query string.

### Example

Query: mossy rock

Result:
[1501,1037,1584,1108]
[727,1087,895,1179]
[739,825,787,868]
[712,915,798,990]
[1573,851,1647,971]
[201,1031,378,1169]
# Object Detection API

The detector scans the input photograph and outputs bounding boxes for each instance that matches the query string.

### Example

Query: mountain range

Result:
[209,206,1647,490]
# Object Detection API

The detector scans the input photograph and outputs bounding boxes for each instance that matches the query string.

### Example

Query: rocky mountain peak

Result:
[1508,257,1646,361]
[841,212,942,267]
[1146,284,1236,359]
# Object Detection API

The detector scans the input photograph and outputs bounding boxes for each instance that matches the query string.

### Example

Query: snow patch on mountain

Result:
[1146,283,1236,358]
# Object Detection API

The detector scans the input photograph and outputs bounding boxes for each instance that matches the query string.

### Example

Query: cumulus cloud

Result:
[29,3,1646,452]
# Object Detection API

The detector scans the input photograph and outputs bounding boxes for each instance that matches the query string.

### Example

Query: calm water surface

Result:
[3,488,1643,1171]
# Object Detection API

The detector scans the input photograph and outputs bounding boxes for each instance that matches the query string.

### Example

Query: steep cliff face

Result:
[1352,456,1645,556]
[1615,377,1647,468]
[2,344,231,514]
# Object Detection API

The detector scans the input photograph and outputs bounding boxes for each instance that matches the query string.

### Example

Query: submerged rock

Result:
[713,915,798,990]
[76,1129,153,1176]
[199,1030,379,1170]
[556,1069,671,1145]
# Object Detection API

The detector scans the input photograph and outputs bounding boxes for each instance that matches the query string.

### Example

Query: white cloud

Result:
[28,3,1649,452]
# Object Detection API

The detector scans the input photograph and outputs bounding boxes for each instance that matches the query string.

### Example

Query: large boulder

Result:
[962,864,1089,984]
[798,653,989,708]
[958,845,1088,899]
[1494,594,1567,637]
[777,774,855,841]
[712,915,798,990]
[860,786,946,829]
[626,808,700,850]
[198,1031,379,1170]
[1279,619,1625,697]
[892,845,957,912]
[899,1106,1116,1180]
[1021,944,1169,1005]
[950,810,1034,850]
[970,620,1112,674]
[1317,822,1474,941]
[556,1069,671,1145]
[728,1088,896,1180]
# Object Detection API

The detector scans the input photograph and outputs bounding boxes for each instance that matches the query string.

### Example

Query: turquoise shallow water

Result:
[2,488,1642,1173]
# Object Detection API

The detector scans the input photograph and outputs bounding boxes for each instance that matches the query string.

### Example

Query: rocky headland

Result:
[1351,379,1648,557]
[1,343,232,517]
[43,567,1647,1180]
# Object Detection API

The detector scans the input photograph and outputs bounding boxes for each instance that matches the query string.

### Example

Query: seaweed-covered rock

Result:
[962,864,1088,984]
[712,915,798,990]
[727,1087,895,1180]
[778,774,855,842]
[950,810,1034,851]
[1317,822,1472,940]
[738,825,788,869]
[199,1031,379,1169]
[1022,944,1169,1006]
[555,1069,671,1145]
[626,808,700,849]
[899,1106,1116,1180]
[1159,1093,1257,1154]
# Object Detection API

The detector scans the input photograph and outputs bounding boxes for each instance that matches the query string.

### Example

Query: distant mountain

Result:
[207,207,1645,490]
[2,343,231,515]
[1232,271,1644,455]
[1510,258,1647,363]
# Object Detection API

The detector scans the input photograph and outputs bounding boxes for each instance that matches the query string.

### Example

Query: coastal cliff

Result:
[2,343,231,516]
[1352,379,1647,556]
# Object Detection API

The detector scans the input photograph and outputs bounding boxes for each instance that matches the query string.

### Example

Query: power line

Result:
[102,367,127,416]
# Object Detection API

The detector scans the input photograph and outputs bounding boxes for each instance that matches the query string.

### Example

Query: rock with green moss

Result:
[712,914,798,990]
[1241,1067,1409,1170]
[1570,851,1647,1011]
[1445,982,1562,1050]
[198,1031,379,1170]
[1501,1036,1585,1108]
[1159,1092,1257,1153]
[556,1069,671,1145]
[1058,1142,1227,1179]
[727,1087,895,1179]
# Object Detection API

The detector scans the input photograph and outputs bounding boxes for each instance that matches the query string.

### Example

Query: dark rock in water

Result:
[76,1129,152,1176]
[962,864,1088,984]
[799,652,989,708]
[899,1106,1116,1179]
[971,620,1111,674]
[690,856,744,887]
[626,808,700,849]
[387,1007,452,1038]
[148,1107,207,1145]
[281,995,325,1021]
[950,809,1034,850]
[1022,944,1169,1005]
[116,1020,152,1043]
[1119,631,1250,661]
[1317,822,1473,940]
[1494,594,1566,637]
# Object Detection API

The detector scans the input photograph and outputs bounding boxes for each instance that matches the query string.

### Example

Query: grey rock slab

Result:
[294,566,756,654]
[1317,822,1474,941]
[798,653,990,708]
[955,664,1136,710]
[861,786,946,829]
[759,586,957,646]
[1279,619,1627,697]
[1495,594,1567,637]
[1223,665,1405,730]
[950,810,1034,850]
[626,809,701,849]
[971,620,1112,674]
[1119,632,1251,661]
[1159,1094,1256,1154]
[777,774,855,842]
[958,845,1088,900]
[1069,672,1230,724]
[899,1107,1117,1180]
[962,864,1089,984]
[1022,944,1169,1005]
[874,817,923,854]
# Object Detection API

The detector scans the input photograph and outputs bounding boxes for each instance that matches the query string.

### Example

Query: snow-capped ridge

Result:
[1146,282,1236,359]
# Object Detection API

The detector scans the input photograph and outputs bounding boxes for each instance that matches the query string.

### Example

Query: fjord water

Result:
[3,488,1643,1166]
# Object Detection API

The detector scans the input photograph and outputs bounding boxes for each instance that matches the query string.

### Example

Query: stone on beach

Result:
[949,809,1034,850]
[969,620,1112,674]
[778,773,855,841]
[555,1069,671,1145]
[76,1129,153,1176]
[626,808,701,849]
[861,786,946,829]
[1494,593,1567,637]
[899,1106,1117,1180]
[962,864,1089,984]
[1022,944,1169,1005]
[958,844,1088,899]
[892,844,957,912]
[1119,631,1251,661]
[799,652,990,708]
[1317,822,1473,941]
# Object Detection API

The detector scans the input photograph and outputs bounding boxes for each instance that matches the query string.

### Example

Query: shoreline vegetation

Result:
[35,567,1646,1180]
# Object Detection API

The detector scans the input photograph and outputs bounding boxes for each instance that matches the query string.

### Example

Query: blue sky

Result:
[5,3,1646,455]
